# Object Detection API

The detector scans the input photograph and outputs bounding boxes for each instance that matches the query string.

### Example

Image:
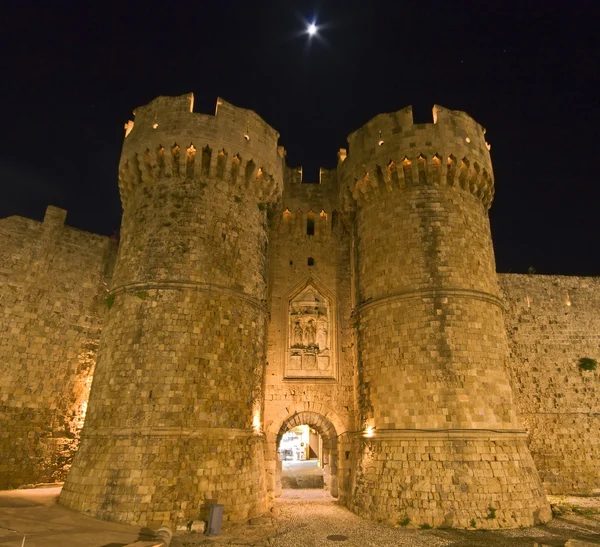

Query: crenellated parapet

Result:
[118,94,283,205]
[337,105,494,209]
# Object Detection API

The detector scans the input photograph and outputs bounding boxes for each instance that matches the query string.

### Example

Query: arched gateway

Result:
[276,411,339,497]
[264,404,348,502]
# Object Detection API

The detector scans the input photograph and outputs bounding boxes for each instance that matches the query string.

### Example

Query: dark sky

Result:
[1,1,598,275]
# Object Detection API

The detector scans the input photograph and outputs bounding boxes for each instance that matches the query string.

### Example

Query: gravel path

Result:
[271,495,451,546]
[268,493,600,547]
[175,491,600,547]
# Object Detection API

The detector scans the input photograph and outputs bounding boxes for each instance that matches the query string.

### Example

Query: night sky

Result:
[1,2,598,275]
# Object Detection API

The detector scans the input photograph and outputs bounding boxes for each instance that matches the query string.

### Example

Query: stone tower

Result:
[59,94,283,526]
[339,106,551,527]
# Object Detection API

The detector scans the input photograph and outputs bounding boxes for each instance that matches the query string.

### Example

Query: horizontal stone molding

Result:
[356,286,505,314]
[82,425,259,440]
[354,428,529,441]
[110,280,265,309]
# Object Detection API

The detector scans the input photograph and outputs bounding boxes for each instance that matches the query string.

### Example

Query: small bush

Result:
[486,506,497,520]
[578,357,597,372]
[398,517,410,527]
[106,294,115,309]
[234,196,243,203]
[470,519,477,528]
[419,523,432,530]
[258,202,266,211]
[136,291,149,300]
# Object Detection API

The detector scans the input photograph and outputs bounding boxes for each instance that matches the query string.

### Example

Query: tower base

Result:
[59,428,267,528]
[349,430,551,529]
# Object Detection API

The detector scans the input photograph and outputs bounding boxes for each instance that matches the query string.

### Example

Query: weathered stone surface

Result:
[0,207,117,489]
[500,274,600,495]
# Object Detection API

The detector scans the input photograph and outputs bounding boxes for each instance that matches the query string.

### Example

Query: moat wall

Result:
[0,207,116,488]
[501,274,600,495]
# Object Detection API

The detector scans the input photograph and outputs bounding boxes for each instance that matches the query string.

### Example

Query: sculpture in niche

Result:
[286,284,334,378]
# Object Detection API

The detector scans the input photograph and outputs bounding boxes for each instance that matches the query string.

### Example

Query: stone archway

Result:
[274,411,339,498]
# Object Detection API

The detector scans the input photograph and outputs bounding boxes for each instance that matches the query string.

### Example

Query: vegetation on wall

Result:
[578,357,598,372]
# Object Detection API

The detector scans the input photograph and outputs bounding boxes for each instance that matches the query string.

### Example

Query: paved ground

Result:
[1,486,600,547]
[281,460,324,489]
[0,487,154,547]
[260,492,600,547]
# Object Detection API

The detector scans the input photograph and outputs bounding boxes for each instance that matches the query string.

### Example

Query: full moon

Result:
[308,22,317,36]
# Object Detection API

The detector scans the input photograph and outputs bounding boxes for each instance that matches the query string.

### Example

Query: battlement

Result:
[346,105,488,154]
[340,105,494,208]
[129,94,280,144]
[43,205,67,228]
[285,165,303,185]
[119,94,283,206]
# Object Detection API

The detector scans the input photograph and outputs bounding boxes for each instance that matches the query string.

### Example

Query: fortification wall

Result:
[0,207,116,488]
[264,167,355,502]
[4,95,599,530]
[500,274,600,494]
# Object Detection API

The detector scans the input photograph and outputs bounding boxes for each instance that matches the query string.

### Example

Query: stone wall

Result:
[264,166,355,502]
[0,206,116,488]
[500,274,600,495]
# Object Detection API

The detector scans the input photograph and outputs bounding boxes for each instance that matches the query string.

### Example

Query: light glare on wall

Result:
[76,401,88,427]
[253,410,261,433]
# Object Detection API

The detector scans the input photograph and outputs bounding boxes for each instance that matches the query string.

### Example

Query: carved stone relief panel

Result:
[285,282,336,379]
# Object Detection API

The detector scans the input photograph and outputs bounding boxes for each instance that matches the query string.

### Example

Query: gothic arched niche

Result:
[285,279,336,379]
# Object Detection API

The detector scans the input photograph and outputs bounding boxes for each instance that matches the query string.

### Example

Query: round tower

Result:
[60,94,282,527]
[339,106,551,528]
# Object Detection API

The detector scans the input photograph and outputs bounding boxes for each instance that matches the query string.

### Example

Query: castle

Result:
[1,94,598,530]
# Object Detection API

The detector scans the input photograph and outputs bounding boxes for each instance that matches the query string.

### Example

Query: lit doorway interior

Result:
[278,425,324,489]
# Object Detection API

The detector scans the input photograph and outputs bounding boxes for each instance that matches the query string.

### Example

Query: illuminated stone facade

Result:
[1,94,598,530]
